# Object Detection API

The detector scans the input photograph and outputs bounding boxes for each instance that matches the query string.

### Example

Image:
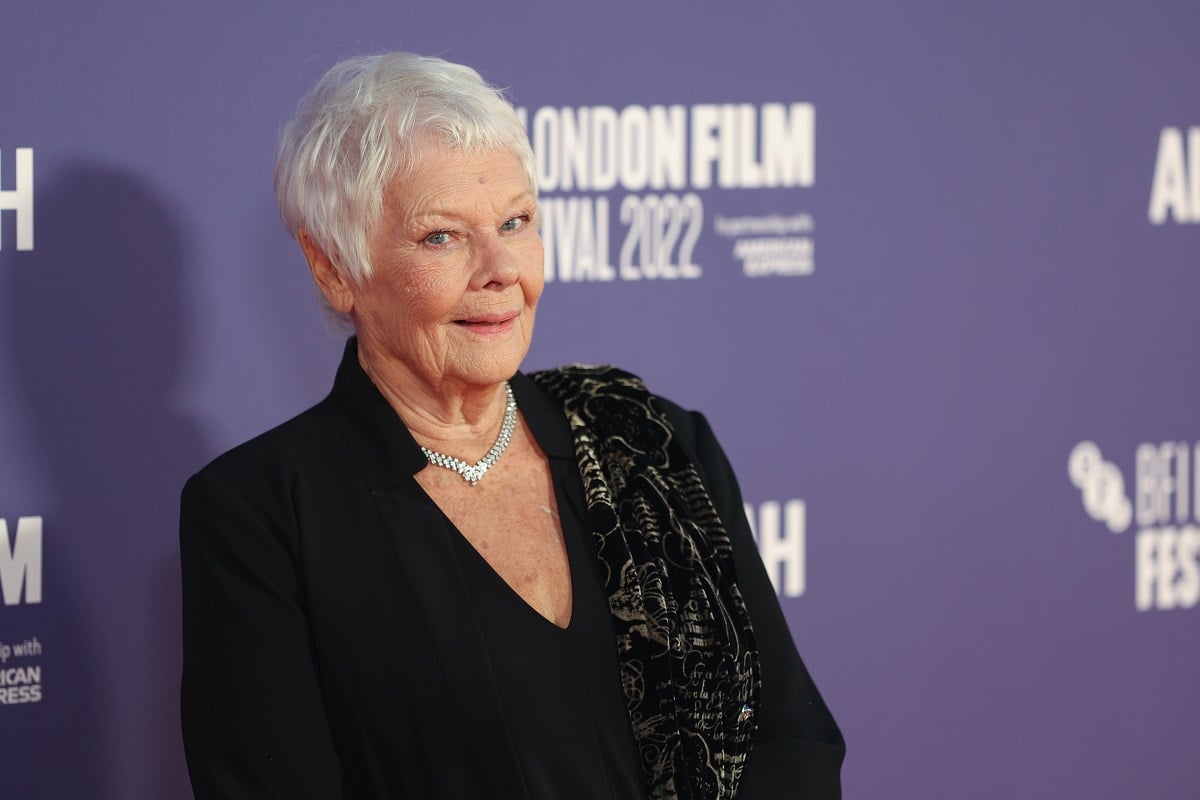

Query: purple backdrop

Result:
[2,2,1198,797]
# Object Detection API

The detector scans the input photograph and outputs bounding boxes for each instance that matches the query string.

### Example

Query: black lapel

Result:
[321,339,530,800]
[371,483,529,800]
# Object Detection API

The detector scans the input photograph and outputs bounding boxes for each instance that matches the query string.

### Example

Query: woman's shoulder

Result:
[188,399,347,493]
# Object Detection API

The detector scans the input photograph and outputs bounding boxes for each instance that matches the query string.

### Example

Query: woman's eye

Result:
[500,215,526,232]
[424,231,451,246]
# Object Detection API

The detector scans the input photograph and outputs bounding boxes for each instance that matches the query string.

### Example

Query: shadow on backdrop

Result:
[2,162,201,799]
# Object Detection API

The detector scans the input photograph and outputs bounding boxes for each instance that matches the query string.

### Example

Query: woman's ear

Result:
[299,229,355,315]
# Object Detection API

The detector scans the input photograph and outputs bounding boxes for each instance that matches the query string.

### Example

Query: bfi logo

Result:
[0,516,42,606]
[745,500,806,597]
[0,148,34,250]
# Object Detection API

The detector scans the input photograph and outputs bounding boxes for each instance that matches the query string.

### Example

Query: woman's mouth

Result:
[453,313,518,332]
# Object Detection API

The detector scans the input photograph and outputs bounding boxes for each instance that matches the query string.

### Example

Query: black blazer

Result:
[180,343,844,799]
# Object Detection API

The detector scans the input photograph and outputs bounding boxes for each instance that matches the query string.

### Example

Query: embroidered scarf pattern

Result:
[530,366,761,800]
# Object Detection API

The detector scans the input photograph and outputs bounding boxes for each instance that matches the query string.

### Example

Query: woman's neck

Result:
[356,343,511,460]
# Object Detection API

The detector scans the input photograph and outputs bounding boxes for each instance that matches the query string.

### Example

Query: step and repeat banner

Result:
[1,2,1197,798]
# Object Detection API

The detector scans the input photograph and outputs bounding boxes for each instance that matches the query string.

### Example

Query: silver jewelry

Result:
[420,382,517,486]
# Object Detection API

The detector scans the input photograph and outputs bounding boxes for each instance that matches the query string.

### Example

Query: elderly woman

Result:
[180,52,842,800]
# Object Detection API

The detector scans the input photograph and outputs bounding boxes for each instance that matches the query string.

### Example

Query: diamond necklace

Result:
[419,382,517,486]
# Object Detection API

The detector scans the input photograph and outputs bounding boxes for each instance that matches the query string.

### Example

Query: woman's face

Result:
[338,145,543,395]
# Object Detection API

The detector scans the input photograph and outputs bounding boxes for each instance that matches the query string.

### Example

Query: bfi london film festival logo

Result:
[1148,126,1199,224]
[1,515,44,706]
[516,103,816,283]
[1068,441,1199,611]
[745,499,806,598]
[0,148,35,250]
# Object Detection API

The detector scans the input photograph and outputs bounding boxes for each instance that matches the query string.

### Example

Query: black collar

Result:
[321,338,574,492]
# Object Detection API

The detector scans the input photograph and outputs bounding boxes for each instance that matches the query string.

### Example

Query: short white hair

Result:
[274,52,537,301]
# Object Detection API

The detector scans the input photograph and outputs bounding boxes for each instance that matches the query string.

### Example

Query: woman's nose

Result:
[471,233,521,289]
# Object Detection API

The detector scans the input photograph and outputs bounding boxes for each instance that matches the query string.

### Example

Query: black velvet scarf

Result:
[530,366,761,800]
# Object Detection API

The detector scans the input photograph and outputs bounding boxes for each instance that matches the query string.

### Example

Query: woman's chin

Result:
[441,351,528,390]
